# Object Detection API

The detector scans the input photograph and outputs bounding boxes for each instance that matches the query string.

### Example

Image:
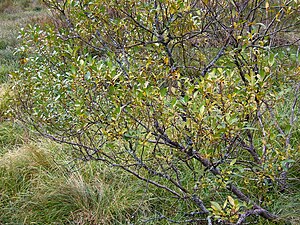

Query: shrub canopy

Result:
[13,0,300,224]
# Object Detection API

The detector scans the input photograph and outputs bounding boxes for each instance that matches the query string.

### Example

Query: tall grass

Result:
[0,140,151,224]
[270,158,300,225]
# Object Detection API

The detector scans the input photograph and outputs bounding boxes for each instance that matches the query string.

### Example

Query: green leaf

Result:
[85,71,91,80]
[199,104,205,115]
[230,159,237,166]
[160,87,168,97]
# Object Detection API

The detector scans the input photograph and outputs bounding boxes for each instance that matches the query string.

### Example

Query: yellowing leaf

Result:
[199,104,205,115]
[228,196,235,207]
[223,199,228,209]
[211,201,222,212]
[170,86,177,95]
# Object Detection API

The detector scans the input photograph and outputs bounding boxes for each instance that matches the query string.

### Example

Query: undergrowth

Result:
[0,140,151,224]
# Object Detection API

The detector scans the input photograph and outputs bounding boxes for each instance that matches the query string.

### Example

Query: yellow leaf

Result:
[164,57,169,65]
[265,2,269,12]
[264,67,270,73]
[203,0,209,5]
[19,57,28,65]
[171,69,180,79]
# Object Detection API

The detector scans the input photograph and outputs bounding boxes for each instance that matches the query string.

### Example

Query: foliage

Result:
[13,0,300,224]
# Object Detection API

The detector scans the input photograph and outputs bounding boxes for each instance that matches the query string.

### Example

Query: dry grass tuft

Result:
[0,143,54,171]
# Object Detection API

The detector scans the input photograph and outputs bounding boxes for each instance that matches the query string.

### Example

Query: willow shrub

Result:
[12,0,300,224]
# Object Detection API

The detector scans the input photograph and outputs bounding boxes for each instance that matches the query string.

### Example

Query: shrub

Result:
[12,1,300,224]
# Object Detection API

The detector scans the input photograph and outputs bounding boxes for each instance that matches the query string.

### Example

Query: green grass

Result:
[270,159,300,225]
[0,121,28,152]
